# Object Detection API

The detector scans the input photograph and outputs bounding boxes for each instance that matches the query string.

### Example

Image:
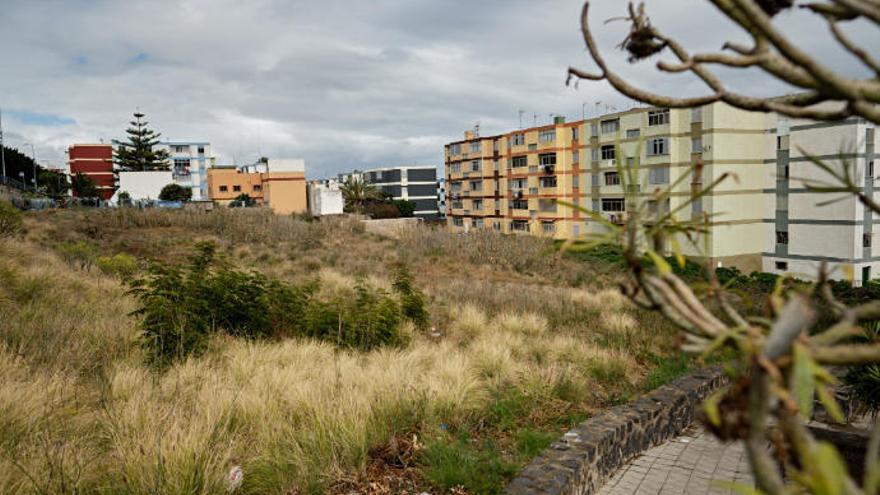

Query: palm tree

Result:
[340,177,380,213]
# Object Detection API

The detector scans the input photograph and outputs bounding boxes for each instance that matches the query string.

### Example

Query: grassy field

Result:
[0,208,687,494]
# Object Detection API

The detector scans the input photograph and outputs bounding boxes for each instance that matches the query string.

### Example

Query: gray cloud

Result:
[0,0,876,177]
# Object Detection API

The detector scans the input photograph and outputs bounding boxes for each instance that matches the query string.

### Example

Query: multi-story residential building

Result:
[206,158,308,214]
[444,103,879,285]
[155,141,215,201]
[355,165,442,218]
[68,144,115,199]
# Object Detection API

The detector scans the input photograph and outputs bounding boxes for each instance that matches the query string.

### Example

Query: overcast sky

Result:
[1,0,877,178]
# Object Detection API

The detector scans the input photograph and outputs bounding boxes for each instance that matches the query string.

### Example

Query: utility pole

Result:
[0,107,5,181]
[29,143,37,191]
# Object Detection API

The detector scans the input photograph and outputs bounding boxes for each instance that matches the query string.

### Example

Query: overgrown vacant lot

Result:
[0,208,686,494]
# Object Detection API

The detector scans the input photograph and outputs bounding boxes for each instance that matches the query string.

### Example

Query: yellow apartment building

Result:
[444,102,773,273]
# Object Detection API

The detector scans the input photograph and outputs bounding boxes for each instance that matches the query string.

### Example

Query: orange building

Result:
[207,160,307,214]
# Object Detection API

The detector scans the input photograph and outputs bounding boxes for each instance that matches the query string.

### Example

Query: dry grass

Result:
[0,209,685,494]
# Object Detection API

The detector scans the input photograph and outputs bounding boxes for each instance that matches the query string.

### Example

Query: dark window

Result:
[539,176,557,188]
[539,153,557,166]
[233,185,241,192]
[511,156,528,168]
[601,145,615,160]
[470,160,480,172]
[408,184,437,196]
[413,199,439,211]
[197,146,205,154]
[865,233,872,248]
[775,261,788,271]
[253,185,262,192]
[511,199,528,210]
[869,161,875,178]
[219,185,228,192]
[407,169,437,182]
[602,198,625,212]
[605,172,620,186]
[776,231,789,245]
[648,109,670,126]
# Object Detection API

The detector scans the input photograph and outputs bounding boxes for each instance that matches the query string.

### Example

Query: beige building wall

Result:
[207,168,265,204]
[263,172,307,214]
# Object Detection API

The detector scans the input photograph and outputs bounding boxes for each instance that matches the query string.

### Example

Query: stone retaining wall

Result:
[505,368,726,495]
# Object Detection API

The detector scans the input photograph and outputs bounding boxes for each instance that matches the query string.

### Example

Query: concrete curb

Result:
[505,368,726,495]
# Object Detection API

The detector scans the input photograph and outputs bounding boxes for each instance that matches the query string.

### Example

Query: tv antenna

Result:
[518,109,525,129]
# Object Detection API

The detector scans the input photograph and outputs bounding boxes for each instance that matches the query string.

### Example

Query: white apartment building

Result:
[156,141,216,201]
[341,165,442,218]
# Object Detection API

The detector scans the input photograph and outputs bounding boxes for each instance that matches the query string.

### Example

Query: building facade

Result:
[343,165,441,218]
[444,103,879,285]
[206,158,307,215]
[68,144,115,200]
[155,141,215,201]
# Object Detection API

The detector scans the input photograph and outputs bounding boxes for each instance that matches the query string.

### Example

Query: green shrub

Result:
[0,200,23,238]
[130,242,408,367]
[96,253,139,278]
[843,322,880,413]
[392,264,429,329]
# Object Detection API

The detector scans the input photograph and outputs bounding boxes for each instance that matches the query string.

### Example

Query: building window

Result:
[233,185,242,192]
[649,166,670,184]
[572,175,580,188]
[173,159,190,176]
[539,198,557,212]
[451,200,463,209]
[784,165,790,179]
[449,144,461,155]
[775,261,788,271]
[473,218,484,229]
[692,196,703,213]
[450,181,462,193]
[539,153,556,166]
[592,174,599,187]
[542,221,556,234]
[511,199,528,210]
[777,135,790,151]
[493,222,501,232]
[692,137,703,153]
[600,119,620,134]
[528,143,537,151]
[173,145,188,153]
[626,129,640,139]
[453,217,464,227]
[591,149,599,161]
[869,161,875,178]
[602,198,625,212]
[469,180,482,191]
[471,160,480,172]
[691,107,703,123]
[470,141,481,153]
[648,137,669,156]
[473,199,483,210]
[592,199,600,211]
[511,133,525,146]
[776,230,789,245]
[197,146,205,154]
[450,163,461,173]
[511,156,528,168]
[571,127,579,141]
[253,185,262,192]
[219,185,228,192]
[605,172,620,186]
[572,150,579,164]
[539,129,556,143]
[493,140,499,152]
[601,145,616,160]
[648,109,670,126]
[591,123,599,136]
[540,176,557,188]
[511,220,529,232]
[865,233,873,248]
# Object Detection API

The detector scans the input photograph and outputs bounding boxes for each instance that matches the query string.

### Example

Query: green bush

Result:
[0,200,23,238]
[130,242,409,367]
[96,253,139,278]
[843,322,880,413]
[392,264,429,329]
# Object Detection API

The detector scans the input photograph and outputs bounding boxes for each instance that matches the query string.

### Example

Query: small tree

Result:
[71,173,99,199]
[158,183,191,202]
[117,191,132,207]
[114,112,170,171]
[229,193,256,208]
[37,170,70,199]
[340,177,381,213]
[393,199,416,218]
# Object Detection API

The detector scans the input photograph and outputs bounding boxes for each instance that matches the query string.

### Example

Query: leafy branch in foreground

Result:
[561,144,880,494]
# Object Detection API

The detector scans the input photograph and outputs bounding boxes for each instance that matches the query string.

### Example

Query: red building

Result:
[68,144,115,199]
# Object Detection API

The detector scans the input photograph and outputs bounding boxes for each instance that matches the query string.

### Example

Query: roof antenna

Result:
[518,109,525,129]
[474,122,480,138]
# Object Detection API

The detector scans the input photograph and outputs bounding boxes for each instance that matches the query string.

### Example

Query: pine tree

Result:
[114,112,170,171]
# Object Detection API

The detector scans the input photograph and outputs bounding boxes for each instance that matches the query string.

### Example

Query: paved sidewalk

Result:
[597,425,754,495]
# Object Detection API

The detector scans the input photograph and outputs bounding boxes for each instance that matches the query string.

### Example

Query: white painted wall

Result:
[115,171,174,201]
[268,159,305,173]
[307,183,344,216]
